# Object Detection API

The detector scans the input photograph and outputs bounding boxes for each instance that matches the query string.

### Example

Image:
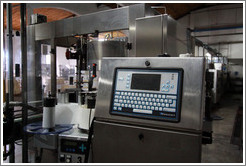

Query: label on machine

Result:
[110,68,183,122]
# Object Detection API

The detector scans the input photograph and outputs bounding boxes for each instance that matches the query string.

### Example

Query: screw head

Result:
[145,61,150,67]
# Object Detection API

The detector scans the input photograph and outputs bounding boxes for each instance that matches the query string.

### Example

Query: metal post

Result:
[50,39,57,98]
[6,3,14,101]
[186,28,192,54]
[77,36,82,90]
[6,3,15,163]
[21,3,28,163]
[76,46,81,90]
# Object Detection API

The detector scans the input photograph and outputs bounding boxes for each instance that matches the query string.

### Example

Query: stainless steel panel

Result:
[165,15,188,56]
[87,41,127,70]
[33,7,130,41]
[136,16,163,57]
[136,15,188,57]
[128,4,148,57]
[55,18,74,37]
[73,7,128,35]
[35,22,55,40]
[92,120,201,163]
[32,3,155,56]
[27,26,42,103]
[95,57,205,131]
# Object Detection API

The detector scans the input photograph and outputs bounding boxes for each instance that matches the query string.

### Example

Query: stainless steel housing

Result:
[87,40,127,70]
[92,57,205,163]
[136,15,188,57]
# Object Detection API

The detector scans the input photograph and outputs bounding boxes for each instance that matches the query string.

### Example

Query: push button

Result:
[66,158,71,163]
[60,154,65,162]
[66,155,72,163]
[79,144,87,153]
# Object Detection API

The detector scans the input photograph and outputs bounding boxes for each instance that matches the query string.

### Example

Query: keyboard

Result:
[112,91,177,115]
[110,68,183,122]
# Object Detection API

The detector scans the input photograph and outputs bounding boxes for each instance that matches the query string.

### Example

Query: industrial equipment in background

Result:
[3,3,217,163]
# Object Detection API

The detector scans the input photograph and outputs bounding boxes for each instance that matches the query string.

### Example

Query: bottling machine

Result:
[13,4,160,163]
[3,3,212,163]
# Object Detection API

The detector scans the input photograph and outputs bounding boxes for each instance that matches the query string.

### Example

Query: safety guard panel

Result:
[110,68,183,122]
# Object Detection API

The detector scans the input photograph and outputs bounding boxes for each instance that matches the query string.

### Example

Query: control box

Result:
[110,68,183,122]
[58,128,88,163]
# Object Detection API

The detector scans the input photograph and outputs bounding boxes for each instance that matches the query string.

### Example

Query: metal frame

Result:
[21,4,28,163]
[26,4,157,103]
[6,3,15,163]
[6,4,14,102]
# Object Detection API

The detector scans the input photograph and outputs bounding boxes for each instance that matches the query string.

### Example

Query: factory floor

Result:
[3,92,243,163]
[201,92,243,163]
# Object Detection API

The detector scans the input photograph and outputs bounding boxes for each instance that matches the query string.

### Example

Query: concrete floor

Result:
[201,93,243,163]
[4,93,244,163]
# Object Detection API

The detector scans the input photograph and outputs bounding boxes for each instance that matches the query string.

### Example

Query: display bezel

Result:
[109,67,184,123]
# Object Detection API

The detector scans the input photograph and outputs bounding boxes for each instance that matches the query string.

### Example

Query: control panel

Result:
[58,129,88,163]
[110,68,183,122]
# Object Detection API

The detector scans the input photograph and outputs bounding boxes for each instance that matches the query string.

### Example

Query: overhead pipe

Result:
[192,26,243,33]
[194,38,220,56]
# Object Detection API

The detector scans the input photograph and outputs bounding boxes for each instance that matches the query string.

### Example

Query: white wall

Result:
[178,4,243,79]
[178,4,243,59]
[211,43,243,59]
